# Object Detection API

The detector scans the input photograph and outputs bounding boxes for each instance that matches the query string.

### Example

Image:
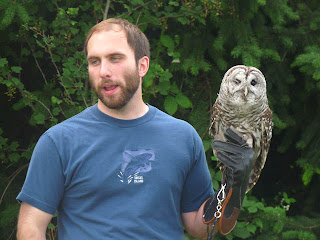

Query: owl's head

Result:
[219,65,267,107]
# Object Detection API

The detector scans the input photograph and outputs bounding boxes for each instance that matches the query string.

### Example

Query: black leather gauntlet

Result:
[203,128,254,235]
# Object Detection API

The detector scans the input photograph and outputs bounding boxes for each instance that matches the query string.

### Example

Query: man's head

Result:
[85,18,150,112]
[84,18,150,64]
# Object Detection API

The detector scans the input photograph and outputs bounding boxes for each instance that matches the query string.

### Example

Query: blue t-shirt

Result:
[17,104,214,239]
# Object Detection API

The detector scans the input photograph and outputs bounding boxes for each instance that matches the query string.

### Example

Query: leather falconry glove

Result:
[203,128,254,236]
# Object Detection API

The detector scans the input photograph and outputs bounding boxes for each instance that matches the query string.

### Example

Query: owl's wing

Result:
[247,106,273,192]
[210,100,228,184]
[209,101,218,137]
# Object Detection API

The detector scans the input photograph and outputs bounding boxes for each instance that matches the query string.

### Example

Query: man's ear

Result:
[138,56,149,78]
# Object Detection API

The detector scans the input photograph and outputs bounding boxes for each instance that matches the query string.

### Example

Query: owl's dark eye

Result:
[234,78,241,85]
[251,79,257,86]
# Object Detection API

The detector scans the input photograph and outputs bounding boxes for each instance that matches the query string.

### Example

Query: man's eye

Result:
[111,57,121,61]
[90,60,99,65]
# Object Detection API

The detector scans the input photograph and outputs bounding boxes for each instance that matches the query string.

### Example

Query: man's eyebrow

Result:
[87,52,126,61]
[108,52,126,57]
[87,56,98,61]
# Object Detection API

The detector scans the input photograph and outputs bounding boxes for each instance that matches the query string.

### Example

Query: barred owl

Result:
[210,65,273,193]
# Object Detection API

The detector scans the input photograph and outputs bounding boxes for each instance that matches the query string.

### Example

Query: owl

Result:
[210,65,273,193]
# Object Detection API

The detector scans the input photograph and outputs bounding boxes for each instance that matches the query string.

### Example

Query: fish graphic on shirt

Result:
[118,150,155,184]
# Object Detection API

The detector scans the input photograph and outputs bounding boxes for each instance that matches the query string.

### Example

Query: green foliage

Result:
[1,0,320,239]
[0,203,19,239]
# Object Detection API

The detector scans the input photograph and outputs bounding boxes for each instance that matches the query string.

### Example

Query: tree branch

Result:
[117,0,156,19]
[36,99,54,119]
[25,37,48,84]
[0,163,29,205]
[103,0,111,20]
[137,8,206,26]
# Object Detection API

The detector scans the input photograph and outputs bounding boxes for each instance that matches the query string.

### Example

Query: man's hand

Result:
[203,128,254,235]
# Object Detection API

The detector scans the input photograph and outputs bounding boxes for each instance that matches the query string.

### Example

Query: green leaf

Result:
[256,202,265,209]
[257,0,266,5]
[0,136,8,145]
[159,70,173,82]
[66,7,79,16]
[143,74,153,88]
[253,218,263,228]
[9,141,19,151]
[247,223,256,234]
[160,35,174,53]
[21,151,32,160]
[1,5,16,27]
[212,179,219,190]
[74,82,83,88]
[49,118,58,124]
[9,152,20,162]
[51,96,63,104]
[34,113,45,124]
[175,93,192,108]
[248,206,258,213]
[52,107,60,116]
[12,77,21,86]
[177,16,189,25]
[70,27,79,35]
[169,1,179,6]
[302,164,314,185]
[11,66,22,73]
[211,155,217,162]
[226,234,233,240]
[213,170,222,181]
[16,3,30,23]
[170,83,179,94]
[0,58,8,67]
[233,222,251,239]
[157,81,170,95]
[202,140,211,152]
[47,223,55,230]
[273,221,284,233]
[164,96,177,115]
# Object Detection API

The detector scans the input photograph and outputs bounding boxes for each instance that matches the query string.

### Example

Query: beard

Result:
[90,67,140,110]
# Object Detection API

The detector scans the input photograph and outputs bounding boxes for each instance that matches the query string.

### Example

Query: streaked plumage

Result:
[210,65,273,193]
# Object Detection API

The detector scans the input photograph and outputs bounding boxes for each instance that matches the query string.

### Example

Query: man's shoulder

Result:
[151,105,197,132]
[44,105,96,137]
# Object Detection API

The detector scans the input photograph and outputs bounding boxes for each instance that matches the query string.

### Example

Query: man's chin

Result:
[98,97,127,110]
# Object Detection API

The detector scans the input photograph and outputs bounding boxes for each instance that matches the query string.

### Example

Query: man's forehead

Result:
[86,29,134,58]
[92,28,126,39]
[87,30,128,51]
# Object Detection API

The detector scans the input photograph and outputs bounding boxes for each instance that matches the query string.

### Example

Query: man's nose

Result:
[100,61,112,78]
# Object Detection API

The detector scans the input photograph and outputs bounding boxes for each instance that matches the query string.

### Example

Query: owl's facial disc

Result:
[229,72,263,105]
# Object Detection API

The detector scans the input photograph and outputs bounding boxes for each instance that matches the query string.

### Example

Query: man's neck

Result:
[97,99,149,120]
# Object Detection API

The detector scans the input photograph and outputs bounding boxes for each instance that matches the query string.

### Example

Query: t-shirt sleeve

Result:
[180,130,214,213]
[16,133,65,215]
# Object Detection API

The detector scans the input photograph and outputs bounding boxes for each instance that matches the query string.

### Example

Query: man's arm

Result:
[182,202,217,240]
[17,202,53,240]
[182,128,255,239]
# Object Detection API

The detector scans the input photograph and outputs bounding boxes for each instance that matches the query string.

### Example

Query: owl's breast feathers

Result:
[210,98,273,192]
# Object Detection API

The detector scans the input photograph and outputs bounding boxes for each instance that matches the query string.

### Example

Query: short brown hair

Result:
[84,18,150,63]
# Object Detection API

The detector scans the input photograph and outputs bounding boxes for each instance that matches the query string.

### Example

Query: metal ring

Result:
[214,211,221,218]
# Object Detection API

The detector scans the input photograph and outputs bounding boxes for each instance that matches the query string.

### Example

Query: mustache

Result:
[98,79,124,87]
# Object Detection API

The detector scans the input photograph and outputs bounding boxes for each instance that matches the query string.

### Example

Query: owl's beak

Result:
[244,87,248,97]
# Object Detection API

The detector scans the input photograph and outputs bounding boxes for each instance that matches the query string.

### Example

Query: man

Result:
[17,18,253,239]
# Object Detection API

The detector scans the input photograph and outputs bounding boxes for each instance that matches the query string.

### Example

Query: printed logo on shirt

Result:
[118,149,155,184]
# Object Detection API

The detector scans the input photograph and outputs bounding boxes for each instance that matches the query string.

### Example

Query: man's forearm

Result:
[182,200,218,240]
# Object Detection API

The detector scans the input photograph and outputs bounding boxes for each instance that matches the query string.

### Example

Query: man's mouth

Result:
[103,85,118,95]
